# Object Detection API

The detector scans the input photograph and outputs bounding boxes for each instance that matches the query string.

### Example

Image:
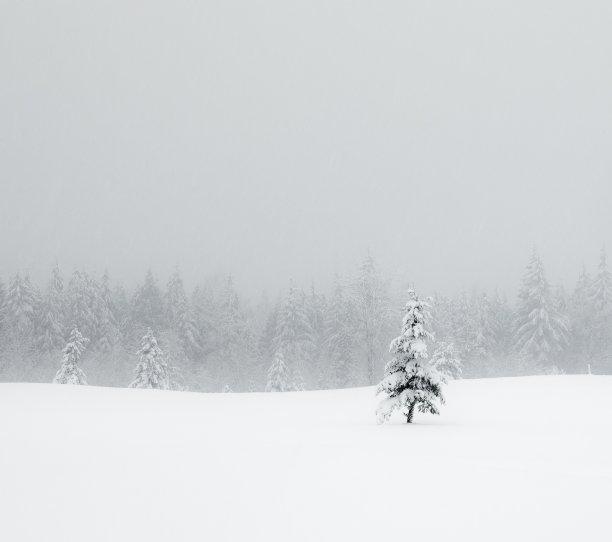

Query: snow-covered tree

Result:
[265,351,292,392]
[465,293,502,376]
[431,289,513,377]
[266,351,303,392]
[36,265,66,353]
[305,284,327,385]
[259,299,280,362]
[214,276,257,390]
[567,265,595,371]
[175,300,201,359]
[275,283,313,386]
[275,285,312,354]
[431,342,462,380]
[164,270,201,361]
[490,290,513,356]
[291,365,306,392]
[430,293,453,343]
[111,283,132,343]
[129,329,170,390]
[376,290,449,424]
[448,292,479,368]
[0,279,5,336]
[165,270,186,327]
[192,285,217,355]
[5,273,39,344]
[588,249,612,369]
[326,277,355,388]
[514,250,568,369]
[352,254,392,385]
[65,270,99,343]
[132,270,164,334]
[264,348,305,392]
[590,249,612,313]
[93,271,117,353]
[53,328,89,385]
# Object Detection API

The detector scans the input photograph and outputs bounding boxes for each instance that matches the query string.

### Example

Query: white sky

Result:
[1,0,611,296]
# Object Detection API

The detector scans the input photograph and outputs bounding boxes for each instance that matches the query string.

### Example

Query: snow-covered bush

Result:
[54,328,89,385]
[376,290,451,424]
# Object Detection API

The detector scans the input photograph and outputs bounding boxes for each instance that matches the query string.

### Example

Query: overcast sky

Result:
[1,0,611,297]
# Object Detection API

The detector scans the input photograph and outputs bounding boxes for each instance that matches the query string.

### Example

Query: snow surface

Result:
[1,376,611,541]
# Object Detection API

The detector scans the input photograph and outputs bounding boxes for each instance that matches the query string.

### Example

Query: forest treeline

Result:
[0,249,611,391]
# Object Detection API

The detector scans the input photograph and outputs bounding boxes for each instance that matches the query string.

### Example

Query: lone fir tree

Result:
[129,329,170,390]
[54,328,89,385]
[376,290,451,424]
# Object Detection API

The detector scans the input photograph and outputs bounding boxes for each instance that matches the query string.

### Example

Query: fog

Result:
[1,0,611,296]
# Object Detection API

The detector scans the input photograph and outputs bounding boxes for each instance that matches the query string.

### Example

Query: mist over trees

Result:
[0,249,611,392]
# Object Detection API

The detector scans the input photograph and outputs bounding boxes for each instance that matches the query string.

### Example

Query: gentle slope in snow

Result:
[0,376,610,541]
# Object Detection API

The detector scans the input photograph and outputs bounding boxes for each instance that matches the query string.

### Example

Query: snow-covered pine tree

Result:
[305,284,327,386]
[259,299,280,363]
[87,274,104,345]
[449,292,479,373]
[216,276,256,390]
[588,249,612,369]
[175,298,201,359]
[490,289,513,358]
[590,249,612,313]
[265,351,293,392]
[376,290,449,424]
[111,283,132,343]
[6,273,39,344]
[36,264,66,353]
[132,270,165,335]
[95,271,117,353]
[552,285,572,371]
[164,270,201,361]
[431,342,462,380]
[352,253,392,385]
[326,277,355,388]
[53,328,89,385]
[275,283,313,387]
[129,329,170,390]
[65,270,98,344]
[192,285,217,355]
[0,278,5,336]
[468,293,501,377]
[430,293,453,344]
[568,265,595,371]
[164,270,186,328]
[514,250,568,370]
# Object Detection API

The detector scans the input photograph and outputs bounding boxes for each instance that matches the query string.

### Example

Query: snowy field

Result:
[1,376,610,542]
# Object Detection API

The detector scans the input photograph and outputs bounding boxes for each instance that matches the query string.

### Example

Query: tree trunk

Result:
[406,402,416,424]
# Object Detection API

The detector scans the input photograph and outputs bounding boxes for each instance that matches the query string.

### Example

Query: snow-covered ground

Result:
[1,376,610,541]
